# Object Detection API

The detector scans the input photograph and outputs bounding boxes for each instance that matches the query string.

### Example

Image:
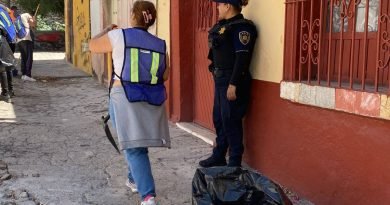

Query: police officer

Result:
[199,0,257,167]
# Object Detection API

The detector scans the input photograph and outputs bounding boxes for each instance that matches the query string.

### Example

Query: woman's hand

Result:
[89,24,118,53]
[103,24,118,33]
[227,84,237,101]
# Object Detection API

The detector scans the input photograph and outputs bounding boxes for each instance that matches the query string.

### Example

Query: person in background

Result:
[199,0,258,168]
[9,6,18,52]
[15,11,35,82]
[0,4,17,102]
[9,6,17,22]
[0,38,15,102]
[89,1,170,205]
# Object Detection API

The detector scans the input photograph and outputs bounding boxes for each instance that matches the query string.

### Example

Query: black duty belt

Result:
[213,69,233,78]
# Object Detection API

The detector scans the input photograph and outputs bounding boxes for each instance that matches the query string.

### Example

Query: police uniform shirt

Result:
[208,14,257,86]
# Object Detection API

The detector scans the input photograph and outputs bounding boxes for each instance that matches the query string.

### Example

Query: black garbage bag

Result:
[192,167,292,205]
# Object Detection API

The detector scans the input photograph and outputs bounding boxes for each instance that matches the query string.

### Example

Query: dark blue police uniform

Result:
[199,11,257,167]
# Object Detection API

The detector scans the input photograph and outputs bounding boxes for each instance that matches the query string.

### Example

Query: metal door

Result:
[193,0,217,129]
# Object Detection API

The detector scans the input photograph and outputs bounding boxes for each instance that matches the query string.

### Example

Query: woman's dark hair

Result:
[132,0,157,28]
[233,0,249,13]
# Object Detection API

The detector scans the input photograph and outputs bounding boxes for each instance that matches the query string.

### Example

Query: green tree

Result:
[14,0,64,16]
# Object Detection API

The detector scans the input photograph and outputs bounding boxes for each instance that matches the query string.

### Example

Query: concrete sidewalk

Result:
[0,52,212,205]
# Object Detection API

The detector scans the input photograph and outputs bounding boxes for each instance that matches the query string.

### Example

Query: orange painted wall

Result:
[244,80,390,205]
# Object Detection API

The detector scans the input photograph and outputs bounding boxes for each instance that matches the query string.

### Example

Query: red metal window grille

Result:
[284,0,390,94]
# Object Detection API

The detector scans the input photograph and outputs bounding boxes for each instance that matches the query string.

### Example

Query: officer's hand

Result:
[208,63,214,72]
[227,84,237,101]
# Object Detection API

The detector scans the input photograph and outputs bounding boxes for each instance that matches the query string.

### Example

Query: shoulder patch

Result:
[239,31,250,45]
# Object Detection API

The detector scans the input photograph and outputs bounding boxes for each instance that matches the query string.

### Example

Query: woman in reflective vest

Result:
[89,1,170,205]
[0,5,16,43]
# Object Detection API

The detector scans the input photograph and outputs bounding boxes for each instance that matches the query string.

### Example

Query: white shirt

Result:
[107,29,125,80]
[17,13,33,42]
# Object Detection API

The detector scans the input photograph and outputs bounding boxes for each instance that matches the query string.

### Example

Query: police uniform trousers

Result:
[212,72,250,165]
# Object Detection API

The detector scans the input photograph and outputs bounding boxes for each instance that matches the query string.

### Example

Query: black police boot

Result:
[227,156,242,167]
[199,155,227,168]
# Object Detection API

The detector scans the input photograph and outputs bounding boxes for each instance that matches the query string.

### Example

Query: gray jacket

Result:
[109,86,171,150]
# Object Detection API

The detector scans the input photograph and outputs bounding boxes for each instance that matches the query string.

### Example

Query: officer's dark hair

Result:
[10,6,17,10]
[233,0,249,13]
[132,0,157,29]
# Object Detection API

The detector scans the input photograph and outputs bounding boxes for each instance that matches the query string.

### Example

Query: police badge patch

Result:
[239,31,250,45]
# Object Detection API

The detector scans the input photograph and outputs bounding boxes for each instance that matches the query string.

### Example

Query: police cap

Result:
[212,0,242,8]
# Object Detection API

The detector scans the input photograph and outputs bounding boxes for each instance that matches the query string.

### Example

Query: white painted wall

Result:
[112,0,157,34]
[90,0,105,83]
[90,0,103,35]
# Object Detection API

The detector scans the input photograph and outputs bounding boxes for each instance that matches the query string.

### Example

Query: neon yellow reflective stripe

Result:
[130,48,139,82]
[0,12,11,26]
[150,52,160,84]
[0,21,4,28]
[16,20,21,29]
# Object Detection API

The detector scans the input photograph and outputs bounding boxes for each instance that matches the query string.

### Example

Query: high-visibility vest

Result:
[15,15,27,39]
[0,7,16,43]
[117,28,167,106]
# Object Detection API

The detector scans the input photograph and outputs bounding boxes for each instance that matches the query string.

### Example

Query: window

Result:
[329,0,379,32]
[356,0,379,32]
[284,0,389,93]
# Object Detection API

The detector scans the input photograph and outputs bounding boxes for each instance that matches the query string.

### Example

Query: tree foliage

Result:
[36,15,65,31]
[14,0,64,16]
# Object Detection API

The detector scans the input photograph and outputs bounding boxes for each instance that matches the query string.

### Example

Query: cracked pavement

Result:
[0,52,211,205]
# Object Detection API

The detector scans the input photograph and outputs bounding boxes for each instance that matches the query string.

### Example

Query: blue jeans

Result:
[108,100,156,200]
[110,99,156,200]
[124,148,156,200]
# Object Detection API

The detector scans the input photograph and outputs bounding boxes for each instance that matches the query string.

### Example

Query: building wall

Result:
[65,0,71,62]
[169,0,195,122]
[157,0,170,51]
[239,1,390,204]
[90,0,105,83]
[70,0,92,74]
[244,81,390,205]
[242,0,285,83]
[168,0,390,204]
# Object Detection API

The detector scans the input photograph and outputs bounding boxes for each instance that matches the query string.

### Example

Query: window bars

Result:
[284,0,389,94]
